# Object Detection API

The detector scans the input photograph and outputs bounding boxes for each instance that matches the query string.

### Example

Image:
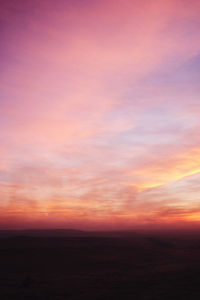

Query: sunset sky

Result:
[0,0,200,230]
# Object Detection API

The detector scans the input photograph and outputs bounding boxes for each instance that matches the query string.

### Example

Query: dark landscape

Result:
[1,229,200,299]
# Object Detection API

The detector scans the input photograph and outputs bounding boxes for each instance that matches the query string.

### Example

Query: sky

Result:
[0,0,200,230]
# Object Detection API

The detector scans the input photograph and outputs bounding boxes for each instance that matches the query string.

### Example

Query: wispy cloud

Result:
[1,0,200,229]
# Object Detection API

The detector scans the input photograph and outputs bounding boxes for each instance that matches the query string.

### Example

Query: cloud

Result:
[1,0,200,229]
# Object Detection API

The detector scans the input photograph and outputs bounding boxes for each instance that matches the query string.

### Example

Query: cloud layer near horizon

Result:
[0,0,200,229]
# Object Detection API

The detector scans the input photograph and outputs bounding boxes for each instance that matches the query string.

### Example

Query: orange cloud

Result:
[1,0,200,229]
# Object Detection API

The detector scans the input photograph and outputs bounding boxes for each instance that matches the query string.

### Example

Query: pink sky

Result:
[0,0,200,230]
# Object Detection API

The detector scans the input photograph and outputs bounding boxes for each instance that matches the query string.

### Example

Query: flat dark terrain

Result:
[1,230,200,299]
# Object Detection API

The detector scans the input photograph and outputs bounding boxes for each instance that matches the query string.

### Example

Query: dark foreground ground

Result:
[1,230,200,299]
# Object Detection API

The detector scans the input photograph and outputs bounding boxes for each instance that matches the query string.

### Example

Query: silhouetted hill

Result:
[0,229,87,238]
[0,229,144,238]
[1,230,200,299]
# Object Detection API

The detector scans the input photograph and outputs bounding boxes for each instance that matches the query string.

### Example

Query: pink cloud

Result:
[1,0,200,229]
